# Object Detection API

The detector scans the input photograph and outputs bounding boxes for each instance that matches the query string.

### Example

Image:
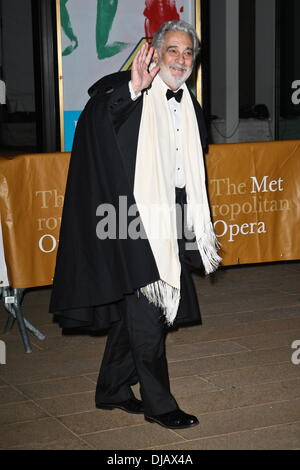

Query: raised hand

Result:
[131,43,160,94]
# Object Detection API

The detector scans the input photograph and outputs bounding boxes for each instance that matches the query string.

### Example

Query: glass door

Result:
[0,0,37,154]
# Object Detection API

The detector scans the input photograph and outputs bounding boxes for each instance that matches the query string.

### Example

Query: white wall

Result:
[255,0,276,135]
[209,0,226,119]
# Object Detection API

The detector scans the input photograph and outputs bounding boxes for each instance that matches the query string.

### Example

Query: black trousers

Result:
[95,291,179,415]
[95,187,201,415]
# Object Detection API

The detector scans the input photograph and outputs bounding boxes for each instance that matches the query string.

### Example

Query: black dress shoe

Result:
[145,409,199,429]
[96,397,144,414]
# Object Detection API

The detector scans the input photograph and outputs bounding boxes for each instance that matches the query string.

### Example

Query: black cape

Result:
[49,71,207,330]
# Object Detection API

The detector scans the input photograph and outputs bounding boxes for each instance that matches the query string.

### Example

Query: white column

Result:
[225,0,239,142]
[255,0,276,138]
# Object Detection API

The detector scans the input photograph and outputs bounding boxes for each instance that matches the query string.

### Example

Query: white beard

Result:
[158,62,192,90]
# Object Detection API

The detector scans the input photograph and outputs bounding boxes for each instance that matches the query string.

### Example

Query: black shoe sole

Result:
[96,403,116,410]
[144,415,199,429]
[96,403,144,414]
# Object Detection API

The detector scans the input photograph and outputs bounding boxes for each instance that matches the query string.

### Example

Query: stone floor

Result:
[0,261,300,450]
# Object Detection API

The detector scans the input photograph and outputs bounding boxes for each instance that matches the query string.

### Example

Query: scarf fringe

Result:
[196,223,222,275]
[140,280,181,326]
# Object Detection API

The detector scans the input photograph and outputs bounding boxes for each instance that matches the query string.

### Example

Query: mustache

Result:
[169,64,189,72]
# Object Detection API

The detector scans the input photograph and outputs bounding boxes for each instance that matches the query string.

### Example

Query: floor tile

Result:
[233,329,300,350]
[167,317,300,344]
[59,409,145,435]
[173,398,300,441]
[166,340,247,362]
[170,376,221,397]
[0,385,28,405]
[203,305,300,327]
[0,417,76,449]
[0,401,47,425]
[36,391,95,416]
[7,437,94,450]
[83,423,185,450]
[175,378,300,415]
[201,362,300,387]
[168,347,291,378]
[150,423,300,450]
[16,376,95,399]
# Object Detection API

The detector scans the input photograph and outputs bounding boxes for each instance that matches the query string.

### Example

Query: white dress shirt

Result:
[129,80,186,188]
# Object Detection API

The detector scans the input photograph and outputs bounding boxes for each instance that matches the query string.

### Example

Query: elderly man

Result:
[50,20,220,430]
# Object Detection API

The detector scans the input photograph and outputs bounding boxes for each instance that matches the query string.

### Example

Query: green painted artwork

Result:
[61,0,130,59]
[61,0,78,56]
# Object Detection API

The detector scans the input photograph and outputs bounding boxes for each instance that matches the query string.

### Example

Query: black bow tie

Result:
[166,88,183,103]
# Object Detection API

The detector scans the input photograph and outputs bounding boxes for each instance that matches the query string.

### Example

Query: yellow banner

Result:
[0,153,70,288]
[0,140,299,288]
[206,140,300,265]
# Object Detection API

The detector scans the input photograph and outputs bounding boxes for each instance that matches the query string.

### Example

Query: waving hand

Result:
[131,43,160,94]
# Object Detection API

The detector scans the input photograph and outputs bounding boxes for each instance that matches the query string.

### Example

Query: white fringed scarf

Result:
[133,75,221,325]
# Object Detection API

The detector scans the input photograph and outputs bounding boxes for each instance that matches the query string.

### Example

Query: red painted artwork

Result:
[144,0,183,38]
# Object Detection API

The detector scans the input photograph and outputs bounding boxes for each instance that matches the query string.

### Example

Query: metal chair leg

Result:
[11,300,32,353]
[3,313,15,333]
[12,288,46,341]
[1,287,46,353]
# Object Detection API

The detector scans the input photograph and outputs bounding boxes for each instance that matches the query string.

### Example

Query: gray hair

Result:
[152,20,200,59]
